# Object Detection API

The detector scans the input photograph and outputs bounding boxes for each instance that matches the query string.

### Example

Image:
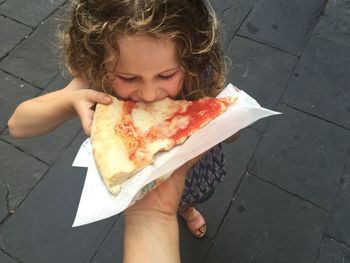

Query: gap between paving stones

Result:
[203,128,266,261]
[0,128,80,222]
[0,67,49,92]
[0,138,50,166]
[225,6,255,50]
[321,159,350,251]
[324,235,350,250]
[0,247,20,263]
[0,2,67,64]
[285,104,350,132]
[0,185,10,224]
[88,216,122,263]
[209,128,266,242]
[235,34,301,58]
[255,173,330,213]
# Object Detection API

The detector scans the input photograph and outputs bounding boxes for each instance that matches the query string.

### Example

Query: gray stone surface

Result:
[2,73,81,165]
[249,104,350,211]
[0,140,48,211]
[0,133,116,263]
[0,15,31,58]
[0,70,39,132]
[211,0,257,49]
[327,155,350,247]
[0,184,8,223]
[206,175,329,263]
[226,36,296,131]
[197,128,261,238]
[238,0,326,55]
[282,31,350,130]
[318,238,350,263]
[0,0,65,27]
[0,249,17,263]
[0,14,62,88]
[313,0,350,47]
[90,217,124,263]
[179,221,212,263]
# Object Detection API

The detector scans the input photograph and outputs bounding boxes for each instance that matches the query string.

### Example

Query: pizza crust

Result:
[91,97,136,195]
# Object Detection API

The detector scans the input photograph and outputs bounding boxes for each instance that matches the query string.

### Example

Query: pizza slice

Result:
[91,96,237,195]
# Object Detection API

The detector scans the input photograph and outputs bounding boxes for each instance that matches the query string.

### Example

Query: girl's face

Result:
[105,35,185,102]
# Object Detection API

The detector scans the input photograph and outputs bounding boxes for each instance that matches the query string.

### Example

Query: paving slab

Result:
[0,15,31,58]
[327,155,350,247]
[0,140,48,212]
[0,132,116,263]
[0,70,40,132]
[318,238,350,263]
[197,127,261,238]
[0,249,17,263]
[238,0,326,55]
[0,0,65,27]
[0,11,63,88]
[2,73,81,165]
[313,0,350,48]
[0,184,8,223]
[226,36,296,131]
[211,0,257,49]
[90,217,124,263]
[282,22,350,130]
[249,104,350,211]
[206,175,329,263]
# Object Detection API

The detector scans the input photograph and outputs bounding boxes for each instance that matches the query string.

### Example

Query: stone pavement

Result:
[0,0,349,262]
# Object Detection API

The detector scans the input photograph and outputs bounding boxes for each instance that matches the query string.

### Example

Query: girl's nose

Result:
[139,84,159,102]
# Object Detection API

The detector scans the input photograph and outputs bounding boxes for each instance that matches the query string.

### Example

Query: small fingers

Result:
[85,89,112,105]
[80,110,94,136]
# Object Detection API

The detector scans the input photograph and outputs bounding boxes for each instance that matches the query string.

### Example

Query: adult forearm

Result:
[123,213,180,263]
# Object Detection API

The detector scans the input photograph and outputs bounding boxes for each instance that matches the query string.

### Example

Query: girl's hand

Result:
[71,88,112,136]
[8,77,111,138]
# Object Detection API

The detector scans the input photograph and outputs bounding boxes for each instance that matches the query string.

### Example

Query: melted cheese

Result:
[131,98,187,133]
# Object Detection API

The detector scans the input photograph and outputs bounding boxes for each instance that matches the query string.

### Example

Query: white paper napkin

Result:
[72,84,281,227]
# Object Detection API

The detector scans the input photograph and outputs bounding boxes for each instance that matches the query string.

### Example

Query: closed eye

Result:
[118,76,137,82]
[158,72,177,80]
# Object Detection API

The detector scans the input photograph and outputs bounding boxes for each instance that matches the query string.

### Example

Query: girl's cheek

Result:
[110,81,135,99]
[169,75,184,97]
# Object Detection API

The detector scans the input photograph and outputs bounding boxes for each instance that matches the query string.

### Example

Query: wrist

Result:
[63,89,80,118]
[123,212,180,263]
[124,209,177,226]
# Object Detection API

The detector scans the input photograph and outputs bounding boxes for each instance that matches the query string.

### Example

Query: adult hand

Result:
[124,153,203,217]
[123,153,205,263]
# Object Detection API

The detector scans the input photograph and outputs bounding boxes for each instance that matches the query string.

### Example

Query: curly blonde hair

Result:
[59,0,226,99]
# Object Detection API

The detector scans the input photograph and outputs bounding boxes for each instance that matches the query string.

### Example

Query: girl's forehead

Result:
[106,34,180,72]
[117,34,176,53]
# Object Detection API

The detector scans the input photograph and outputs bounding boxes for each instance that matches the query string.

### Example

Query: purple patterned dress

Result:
[180,143,226,207]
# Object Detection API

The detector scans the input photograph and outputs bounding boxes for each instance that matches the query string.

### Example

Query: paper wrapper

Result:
[72,84,281,227]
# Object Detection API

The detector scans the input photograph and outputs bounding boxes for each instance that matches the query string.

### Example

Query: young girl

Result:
[8,0,238,243]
